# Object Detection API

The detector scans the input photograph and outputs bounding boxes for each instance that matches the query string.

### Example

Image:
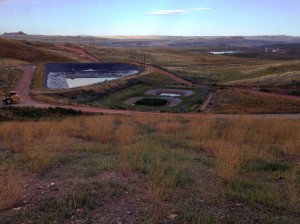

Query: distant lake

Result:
[210,51,238,55]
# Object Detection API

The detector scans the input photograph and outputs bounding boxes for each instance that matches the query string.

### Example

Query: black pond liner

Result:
[44,62,144,89]
[135,98,169,107]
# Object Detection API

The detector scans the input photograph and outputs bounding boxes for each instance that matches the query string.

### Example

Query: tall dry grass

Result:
[67,116,116,143]
[114,122,136,145]
[0,114,299,209]
[187,116,300,181]
[156,121,183,135]
[0,168,26,210]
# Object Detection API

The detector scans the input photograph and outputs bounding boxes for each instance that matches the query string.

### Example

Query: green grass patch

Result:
[17,180,126,223]
[0,68,22,92]
[195,156,216,167]
[226,179,280,208]
[75,156,118,177]
[0,107,82,122]
[178,207,218,224]
[245,159,292,172]
[118,137,192,199]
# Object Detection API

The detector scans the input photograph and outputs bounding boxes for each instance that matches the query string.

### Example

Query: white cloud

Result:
[145,9,189,16]
[145,7,210,16]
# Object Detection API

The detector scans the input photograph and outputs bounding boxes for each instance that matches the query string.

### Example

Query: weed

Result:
[115,122,136,145]
[195,156,216,167]
[178,207,218,224]
[0,168,26,210]
[245,159,291,172]
[226,179,280,208]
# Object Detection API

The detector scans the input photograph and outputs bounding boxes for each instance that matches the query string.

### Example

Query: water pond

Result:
[45,62,144,89]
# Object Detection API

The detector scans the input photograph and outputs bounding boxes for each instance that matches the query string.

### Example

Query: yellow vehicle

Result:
[1,91,20,105]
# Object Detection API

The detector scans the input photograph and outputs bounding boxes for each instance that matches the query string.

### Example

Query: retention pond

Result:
[45,62,144,89]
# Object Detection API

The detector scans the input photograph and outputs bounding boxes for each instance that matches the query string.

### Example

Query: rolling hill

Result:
[0,38,74,62]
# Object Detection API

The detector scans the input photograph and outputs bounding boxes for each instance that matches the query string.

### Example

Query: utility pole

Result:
[203,49,207,71]
[89,39,96,47]
[201,50,204,70]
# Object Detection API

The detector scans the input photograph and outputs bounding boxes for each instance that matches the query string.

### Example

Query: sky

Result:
[0,0,299,36]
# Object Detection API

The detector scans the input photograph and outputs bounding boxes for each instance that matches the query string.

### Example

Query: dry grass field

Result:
[0,113,299,223]
[0,38,74,63]
[83,46,300,84]
[209,88,300,114]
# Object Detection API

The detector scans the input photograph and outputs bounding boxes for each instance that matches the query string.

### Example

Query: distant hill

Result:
[0,38,74,62]
[1,34,300,47]
[3,31,28,36]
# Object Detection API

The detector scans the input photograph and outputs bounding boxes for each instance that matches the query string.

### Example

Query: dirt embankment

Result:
[0,38,73,62]
[56,45,100,62]
[148,65,193,86]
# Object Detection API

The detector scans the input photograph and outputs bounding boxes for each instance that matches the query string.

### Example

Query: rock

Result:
[12,207,22,211]
[50,182,59,191]
[167,214,179,220]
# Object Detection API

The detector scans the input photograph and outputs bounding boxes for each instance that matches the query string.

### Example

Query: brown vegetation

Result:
[0,38,74,63]
[210,88,300,114]
[0,114,299,223]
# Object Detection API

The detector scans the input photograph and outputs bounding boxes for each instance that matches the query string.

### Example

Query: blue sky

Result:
[0,0,299,36]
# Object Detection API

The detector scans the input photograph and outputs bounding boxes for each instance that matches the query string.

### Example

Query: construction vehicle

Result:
[1,91,20,105]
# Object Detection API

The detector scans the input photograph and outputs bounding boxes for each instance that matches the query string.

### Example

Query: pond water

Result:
[45,62,144,89]
[65,78,118,88]
[210,51,237,55]
[159,93,181,97]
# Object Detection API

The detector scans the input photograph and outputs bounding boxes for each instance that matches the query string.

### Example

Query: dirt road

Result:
[200,93,214,112]
[15,65,47,108]
[57,45,100,62]
[148,65,193,86]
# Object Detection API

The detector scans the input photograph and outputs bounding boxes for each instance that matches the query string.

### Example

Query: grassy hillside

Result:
[84,46,291,83]
[0,114,299,223]
[0,38,74,62]
[226,70,300,87]
[210,88,300,114]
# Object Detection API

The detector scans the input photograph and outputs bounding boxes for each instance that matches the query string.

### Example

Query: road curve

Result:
[57,45,100,62]
[3,65,299,120]
[148,65,193,86]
